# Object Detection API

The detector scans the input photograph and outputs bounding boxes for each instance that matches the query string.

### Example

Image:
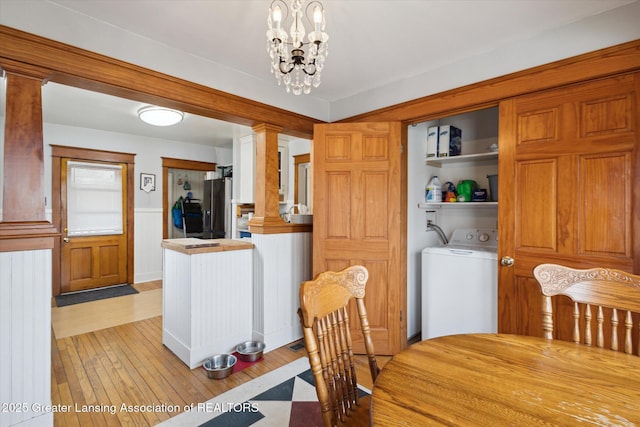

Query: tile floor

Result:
[200,368,369,427]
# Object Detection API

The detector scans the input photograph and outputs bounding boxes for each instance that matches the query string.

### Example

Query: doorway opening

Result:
[51,145,135,297]
[161,157,216,239]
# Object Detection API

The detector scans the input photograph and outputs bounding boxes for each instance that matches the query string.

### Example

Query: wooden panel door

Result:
[61,159,128,293]
[498,73,639,339]
[313,122,407,355]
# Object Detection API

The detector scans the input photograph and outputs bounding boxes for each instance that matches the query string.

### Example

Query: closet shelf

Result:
[418,202,498,209]
[425,151,497,166]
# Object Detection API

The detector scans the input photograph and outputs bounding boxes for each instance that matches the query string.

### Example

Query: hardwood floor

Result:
[51,282,390,426]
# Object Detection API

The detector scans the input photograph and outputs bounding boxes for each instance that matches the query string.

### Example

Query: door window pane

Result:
[67,161,123,236]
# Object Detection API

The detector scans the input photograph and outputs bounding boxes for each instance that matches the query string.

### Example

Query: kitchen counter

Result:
[161,238,254,369]
[160,237,254,254]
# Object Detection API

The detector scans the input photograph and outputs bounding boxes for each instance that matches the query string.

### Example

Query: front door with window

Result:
[60,159,128,293]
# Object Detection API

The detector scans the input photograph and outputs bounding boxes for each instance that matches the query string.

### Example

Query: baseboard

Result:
[134,271,162,284]
[256,328,303,355]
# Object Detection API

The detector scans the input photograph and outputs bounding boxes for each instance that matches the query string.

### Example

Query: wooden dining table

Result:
[371,334,640,426]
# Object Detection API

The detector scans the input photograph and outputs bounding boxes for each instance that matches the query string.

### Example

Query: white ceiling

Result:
[1,0,639,147]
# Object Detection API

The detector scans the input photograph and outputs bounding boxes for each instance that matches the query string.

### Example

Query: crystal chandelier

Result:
[266,0,329,95]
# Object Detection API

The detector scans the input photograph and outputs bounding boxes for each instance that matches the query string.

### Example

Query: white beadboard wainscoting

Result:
[0,249,53,427]
[162,246,253,369]
[134,208,163,283]
[252,232,312,352]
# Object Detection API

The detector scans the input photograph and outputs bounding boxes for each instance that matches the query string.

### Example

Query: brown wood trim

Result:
[161,157,217,239]
[0,58,52,80]
[0,221,59,238]
[161,157,216,171]
[249,223,312,234]
[250,124,285,230]
[0,236,56,252]
[50,146,135,295]
[634,73,640,274]
[0,25,322,139]
[50,145,136,163]
[341,39,640,124]
[2,72,47,222]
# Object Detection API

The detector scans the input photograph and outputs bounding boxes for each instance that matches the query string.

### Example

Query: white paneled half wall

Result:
[252,232,312,351]
[0,249,53,427]
[134,208,164,283]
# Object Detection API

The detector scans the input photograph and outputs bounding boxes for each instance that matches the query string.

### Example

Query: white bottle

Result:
[425,176,442,203]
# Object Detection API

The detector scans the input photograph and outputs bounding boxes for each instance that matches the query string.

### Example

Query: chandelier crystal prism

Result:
[266,0,329,95]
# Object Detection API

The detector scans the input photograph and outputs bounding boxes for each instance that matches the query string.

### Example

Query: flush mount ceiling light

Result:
[138,106,184,126]
[267,0,328,95]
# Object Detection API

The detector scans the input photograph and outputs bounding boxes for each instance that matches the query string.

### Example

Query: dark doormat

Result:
[55,284,138,307]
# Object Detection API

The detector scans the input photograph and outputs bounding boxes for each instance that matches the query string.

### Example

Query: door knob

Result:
[500,256,514,267]
[63,237,70,243]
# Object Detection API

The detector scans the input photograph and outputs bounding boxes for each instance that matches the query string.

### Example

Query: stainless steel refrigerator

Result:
[202,178,232,239]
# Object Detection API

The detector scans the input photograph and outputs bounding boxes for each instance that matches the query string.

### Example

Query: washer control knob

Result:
[466,232,474,240]
[478,233,489,242]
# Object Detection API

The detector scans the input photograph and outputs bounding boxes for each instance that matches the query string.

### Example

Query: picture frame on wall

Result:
[140,173,156,192]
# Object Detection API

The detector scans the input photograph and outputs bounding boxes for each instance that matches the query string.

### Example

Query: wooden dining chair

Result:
[533,263,640,355]
[298,265,380,427]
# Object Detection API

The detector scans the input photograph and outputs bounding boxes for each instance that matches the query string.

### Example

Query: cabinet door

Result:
[498,73,640,339]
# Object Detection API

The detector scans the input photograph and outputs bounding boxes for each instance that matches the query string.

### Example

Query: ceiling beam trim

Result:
[0,25,322,139]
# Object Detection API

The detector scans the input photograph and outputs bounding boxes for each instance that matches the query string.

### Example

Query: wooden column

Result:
[0,61,57,243]
[248,123,286,232]
[2,69,47,221]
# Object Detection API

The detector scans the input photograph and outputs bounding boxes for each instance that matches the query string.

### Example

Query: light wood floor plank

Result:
[57,336,101,426]
[83,331,139,426]
[92,330,155,426]
[71,334,112,427]
[123,323,203,407]
[132,318,219,404]
[93,328,163,426]
[105,326,183,424]
[114,321,202,422]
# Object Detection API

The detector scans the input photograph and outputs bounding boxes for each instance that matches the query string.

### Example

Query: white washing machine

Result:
[421,228,498,340]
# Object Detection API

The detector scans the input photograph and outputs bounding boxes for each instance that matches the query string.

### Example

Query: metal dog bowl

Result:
[203,354,237,379]
[236,341,265,362]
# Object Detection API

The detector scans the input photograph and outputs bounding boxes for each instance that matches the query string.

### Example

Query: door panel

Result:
[498,73,639,337]
[516,160,557,251]
[579,153,631,256]
[314,122,406,355]
[61,158,128,293]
